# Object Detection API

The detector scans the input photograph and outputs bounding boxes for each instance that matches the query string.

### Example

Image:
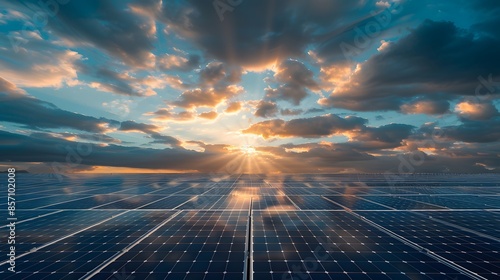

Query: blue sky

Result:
[1,0,500,173]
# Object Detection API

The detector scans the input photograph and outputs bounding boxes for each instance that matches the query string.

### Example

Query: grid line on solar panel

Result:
[323,195,392,210]
[414,211,500,241]
[287,196,344,210]
[251,195,298,211]
[440,195,500,209]
[0,210,62,228]
[356,211,500,279]
[89,210,249,280]
[0,210,127,266]
[360,196,446,210]
[0,211,178,279]
[252,211,469,280]
[401,196,493,209]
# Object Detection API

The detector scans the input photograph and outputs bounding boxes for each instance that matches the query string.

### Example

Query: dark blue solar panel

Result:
[2,174,499,279]
[357,211,500,279]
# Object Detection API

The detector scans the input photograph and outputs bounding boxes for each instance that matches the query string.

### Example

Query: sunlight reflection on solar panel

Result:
[2,173,500,280]
[92,210,248,280]
[252,211,467,280]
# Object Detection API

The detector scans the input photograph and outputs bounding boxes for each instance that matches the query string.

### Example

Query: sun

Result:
[241,146,257,156]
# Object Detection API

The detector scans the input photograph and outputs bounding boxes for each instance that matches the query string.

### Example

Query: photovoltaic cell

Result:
[3,173,500,279]
[0,211,176,279]
[252,211,466,280]
[91,210,248,280]
[357,211,500,279]
[360,195,445,210]
[323,195,392,210]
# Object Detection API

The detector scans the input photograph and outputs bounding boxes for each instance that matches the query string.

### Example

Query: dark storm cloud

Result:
[16,0,157,67]
[157,0,375,68]
[254,101,278,118]
[320,20,500,111]
[243,114,367,139]
[0,92,118,133]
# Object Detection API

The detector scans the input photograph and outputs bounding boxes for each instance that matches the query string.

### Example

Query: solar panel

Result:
[252,211,465,279]
[357,211,500,279]
[89,210,248,280]
[0,211,177,279]
[2,173,499,279]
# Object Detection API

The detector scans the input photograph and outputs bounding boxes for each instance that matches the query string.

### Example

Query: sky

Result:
[0,0,500,174]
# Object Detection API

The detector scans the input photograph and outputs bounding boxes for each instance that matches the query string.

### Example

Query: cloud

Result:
[348,124,415,150]
[400,99,450,115]
[0,33,81,88]
[225,101,242,113]
[243,114,367,139]
[169,62,244,109]
[265,60,319,105]
[158,54,200,71]
[254,101,278,118]
[147,109,196,122]
[42,0,157,68]
[172,85,243,109]
[198,111,218,120]
[0,92,118,133]
[281,108,303,116]
[0,77,25,95]
[119,121,161,134]
[441,117,500,143]
[319,20,500,111]
[455,100,499,120]
[158,0,375,69]
[81,66,170,96]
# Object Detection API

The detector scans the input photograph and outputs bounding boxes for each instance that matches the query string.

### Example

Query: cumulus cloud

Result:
[147,109,196,122]
[0,33,81,88]
[400,99,450,115]
[243,114,367,139]
[281,109,304,116]
[198,111,218,120]
[455,100,499,120]
[265,60,319,105]
[254,101,279,118]
[319,20,500,111]
[42,0,157,68]
[158,0,375,69]
[169,62,244,108]
[158,54,200,71]
[225,101,242,113]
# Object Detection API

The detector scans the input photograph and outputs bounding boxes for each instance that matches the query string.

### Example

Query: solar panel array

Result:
[1,173,499,279]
